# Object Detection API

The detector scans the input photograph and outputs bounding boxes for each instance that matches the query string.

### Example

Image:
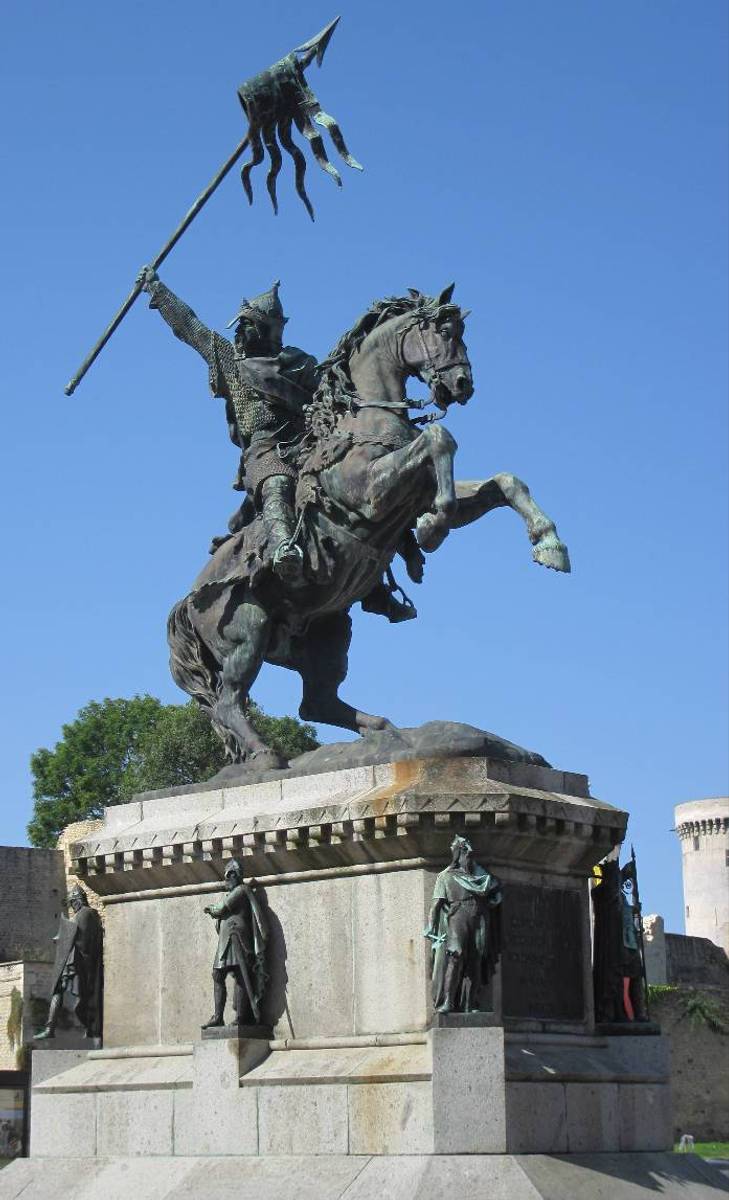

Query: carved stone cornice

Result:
[69,757,627,897]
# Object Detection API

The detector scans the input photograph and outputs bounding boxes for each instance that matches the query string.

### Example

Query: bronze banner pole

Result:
[64,135,250,396]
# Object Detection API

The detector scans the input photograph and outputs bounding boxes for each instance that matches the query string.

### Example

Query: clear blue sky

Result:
[0,1,726,933]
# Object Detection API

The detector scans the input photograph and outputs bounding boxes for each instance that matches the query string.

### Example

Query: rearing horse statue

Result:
[168,285,570,768]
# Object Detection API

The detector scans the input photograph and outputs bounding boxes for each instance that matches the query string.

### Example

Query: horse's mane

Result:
[304,290,448,443]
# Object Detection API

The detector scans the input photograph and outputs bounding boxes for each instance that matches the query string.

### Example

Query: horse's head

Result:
[400,284,473,411]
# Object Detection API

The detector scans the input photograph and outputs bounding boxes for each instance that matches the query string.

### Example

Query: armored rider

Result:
[139,267,314,582]
[138,267,420,619]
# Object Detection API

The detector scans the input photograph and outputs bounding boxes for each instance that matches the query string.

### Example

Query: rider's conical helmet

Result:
[227,280,288,332]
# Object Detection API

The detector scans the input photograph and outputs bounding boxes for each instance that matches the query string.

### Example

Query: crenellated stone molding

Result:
[68,756,627,897]
[676,817,729,841]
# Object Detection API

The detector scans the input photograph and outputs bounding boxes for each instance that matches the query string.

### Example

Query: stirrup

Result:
[273,539,304,566]
[272,541,304,582]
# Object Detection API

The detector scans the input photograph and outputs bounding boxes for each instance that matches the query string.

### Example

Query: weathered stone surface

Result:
[352,870,430,1034]
[70,756,617,899]
[0,846,65,964]
[159,895,213,1043]
[173,1087,258,1156]
[521,1152,729,1200]
[240,1042,429,1086]
[505,1032,670,1086]
[104,899,162,1046]
[432,1026,506,1153]
[505,1082,567,1153]
[650,987,729,1141]
[174,1156,370,1198]
[1,961,57,1070]
[97,1088,174,1155]
[34,1051,192,1092]
[643,913,668,985]
[3,1153,726,1199]
[344,1155,542,1200]
[666,933,729,987]
[262,876,354,1039]
[618,1082,673,1152]
[348,1081,433,1155]
[257,1083,349,1154]
[565,1082,619,1152]
[30,1046,88,1087]
[31,1091,96,1156]
[605,1032,671,1081]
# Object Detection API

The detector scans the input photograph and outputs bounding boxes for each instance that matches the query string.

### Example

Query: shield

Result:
[49,915,78,995]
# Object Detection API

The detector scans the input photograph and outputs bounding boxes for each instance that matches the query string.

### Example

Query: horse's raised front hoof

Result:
[416,512,449,554]
[532,530,571,573]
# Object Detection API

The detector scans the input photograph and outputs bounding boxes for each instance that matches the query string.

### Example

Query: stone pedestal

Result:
[6,754,700,1197]
[66,756,623,1046]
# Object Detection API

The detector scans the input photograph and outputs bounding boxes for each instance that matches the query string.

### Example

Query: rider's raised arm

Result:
[138,266,216,364]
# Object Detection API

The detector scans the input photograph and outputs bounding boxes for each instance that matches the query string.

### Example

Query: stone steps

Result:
[1,1153,726,1200]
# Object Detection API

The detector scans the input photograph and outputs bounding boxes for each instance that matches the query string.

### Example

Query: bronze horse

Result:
[168,286,570,767]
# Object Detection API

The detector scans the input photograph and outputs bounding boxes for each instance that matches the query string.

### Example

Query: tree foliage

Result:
[28,696,318,847]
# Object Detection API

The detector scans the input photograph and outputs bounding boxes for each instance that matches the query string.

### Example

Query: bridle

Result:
[405,317,471,398]
[323,309,471,423]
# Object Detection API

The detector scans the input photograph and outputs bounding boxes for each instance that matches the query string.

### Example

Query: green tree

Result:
[28,696,318,847]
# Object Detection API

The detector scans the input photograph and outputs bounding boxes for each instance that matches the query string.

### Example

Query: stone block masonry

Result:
[0,846,65,964]
[13,755,683,1188]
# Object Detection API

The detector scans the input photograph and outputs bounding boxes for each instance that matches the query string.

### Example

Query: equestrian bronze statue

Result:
[61,17,570,772]
[147,278,570,769]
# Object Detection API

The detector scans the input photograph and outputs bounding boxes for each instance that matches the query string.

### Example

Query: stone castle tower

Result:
[675,797,729,955]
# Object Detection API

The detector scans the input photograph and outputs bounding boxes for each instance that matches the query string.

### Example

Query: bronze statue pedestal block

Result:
[201,1023,272,1040]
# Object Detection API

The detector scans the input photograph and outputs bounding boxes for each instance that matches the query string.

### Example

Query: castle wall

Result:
[0,846,65,965]
[649,986,729,1142]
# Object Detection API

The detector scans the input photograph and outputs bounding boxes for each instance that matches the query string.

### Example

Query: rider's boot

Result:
[361,581,417,624]
[260,475,305,584]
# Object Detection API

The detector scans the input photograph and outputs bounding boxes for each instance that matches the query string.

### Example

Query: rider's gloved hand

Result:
[136,265,159,292]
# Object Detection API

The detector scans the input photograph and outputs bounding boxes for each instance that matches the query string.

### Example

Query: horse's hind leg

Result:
[295,612,394,734]
[213,599,286,767]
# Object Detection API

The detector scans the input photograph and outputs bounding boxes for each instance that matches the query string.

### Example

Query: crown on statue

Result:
[227,280,288,330]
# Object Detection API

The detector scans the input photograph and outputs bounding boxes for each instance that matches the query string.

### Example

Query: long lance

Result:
[64,16,362,396]
[630,843,650,1020]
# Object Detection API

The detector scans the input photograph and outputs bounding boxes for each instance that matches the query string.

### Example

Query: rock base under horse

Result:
[208,720,550,788]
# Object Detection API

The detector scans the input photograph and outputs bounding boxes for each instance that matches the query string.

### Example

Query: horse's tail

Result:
[167,597,237,760]
[167,596,219,711]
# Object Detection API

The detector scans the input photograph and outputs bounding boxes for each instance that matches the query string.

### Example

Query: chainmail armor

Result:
[149,281,294,446]
[209,332,289,443]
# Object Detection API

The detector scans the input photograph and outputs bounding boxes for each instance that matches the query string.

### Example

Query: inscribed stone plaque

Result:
[501,884,584,1020]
